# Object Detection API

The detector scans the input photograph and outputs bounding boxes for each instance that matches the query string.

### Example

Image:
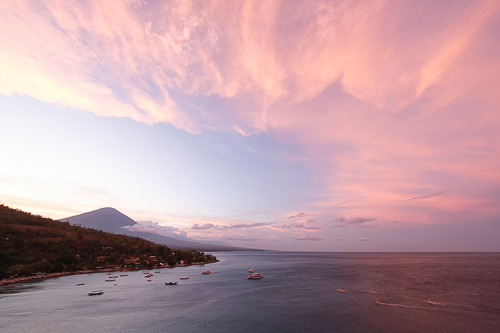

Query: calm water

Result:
[1,252,499,332]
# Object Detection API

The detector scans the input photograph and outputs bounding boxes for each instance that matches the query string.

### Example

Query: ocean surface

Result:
[1,252,499,333]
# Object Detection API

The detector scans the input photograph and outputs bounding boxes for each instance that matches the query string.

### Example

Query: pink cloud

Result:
[2,0,500,233]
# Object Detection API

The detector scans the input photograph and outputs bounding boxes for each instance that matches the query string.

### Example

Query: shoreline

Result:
[0,260,219,287]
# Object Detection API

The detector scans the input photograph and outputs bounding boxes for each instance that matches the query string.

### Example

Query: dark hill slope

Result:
[0,204,216,280]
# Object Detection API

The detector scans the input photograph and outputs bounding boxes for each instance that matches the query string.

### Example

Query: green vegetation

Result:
[0,204,217,280]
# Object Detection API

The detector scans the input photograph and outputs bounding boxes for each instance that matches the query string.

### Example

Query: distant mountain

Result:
[62,208,253,251]
[62,207,135,232]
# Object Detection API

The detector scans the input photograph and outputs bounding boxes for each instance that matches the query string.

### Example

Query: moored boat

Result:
[145,274,153,278]
[165,281,178,285]
[247,272,263,279]
[180,276,189,280]
[105,279,116,282]
[202,269,211,274]
[88,290,104,296]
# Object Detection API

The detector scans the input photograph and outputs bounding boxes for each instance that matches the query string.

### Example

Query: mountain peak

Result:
[62,207,136,232]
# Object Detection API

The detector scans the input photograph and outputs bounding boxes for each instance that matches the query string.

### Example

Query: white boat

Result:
[88,290,104,296]
[369,290,378,294]
[337,288,347,292]
[247,272,263,279]
[425,299,442,306]
[144,274,153,278]
[376,300,389,305]
[248,268,255,273]
[180,276,189,280]
[202,270,211,274]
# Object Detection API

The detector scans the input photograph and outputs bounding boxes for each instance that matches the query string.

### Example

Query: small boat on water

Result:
[147,279,152,281]
[376,300,389,305]
[370,290,378,294]
[109,275,118,278]
[165,281,178,285]
[76,283,85,286]
[180,276,189,280]
[202,270,211,274]
[143,271,150,274]
[248,273,263,280]
[105,279,116,282]
[425,299,442,306]
[248,268,255,273]
[88,290,104,296]
[337,288,347,293]
[120,274,128,277]
[155,271,160,273]
[145,274,153,278]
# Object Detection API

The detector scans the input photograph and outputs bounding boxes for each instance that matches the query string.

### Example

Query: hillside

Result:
[63,208,253,251]
[0,204,217,280]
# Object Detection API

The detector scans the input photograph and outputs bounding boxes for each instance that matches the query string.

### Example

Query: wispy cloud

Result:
[287,212,306,220]
[331,216,376,228]
[191,222,273,230]
[122,221,187,238]
[191,223,216,230]
[292,235,325,241]
[407,191,448,201]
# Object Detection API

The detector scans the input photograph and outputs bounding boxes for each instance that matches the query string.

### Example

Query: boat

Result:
[76,283,85,286]
[105,279,116,282]
[248,268,255,273]
[180,276,189,280]
[369,290,378,294]
[120,274,128,277]
[165,281,178,285]
[425,299,442,306]
[145,274,153,278]
[143,270,150,274]
[147,279,152,281]
[337,288,347,292]
[202,270,211,274]
[155,271,160,273]
[109,275,118,278]
[88,290,104,296]
[247,272,263,280]
[376,300,389,305]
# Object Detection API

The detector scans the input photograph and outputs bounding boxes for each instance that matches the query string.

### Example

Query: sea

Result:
[1,252,499,333]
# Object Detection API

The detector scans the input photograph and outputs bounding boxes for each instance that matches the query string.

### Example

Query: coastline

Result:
[0,260,219,287]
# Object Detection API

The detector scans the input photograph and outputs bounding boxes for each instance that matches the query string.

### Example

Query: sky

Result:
[1,0,500,251]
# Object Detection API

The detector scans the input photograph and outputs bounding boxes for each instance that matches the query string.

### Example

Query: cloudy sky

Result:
[1,0,500,251]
